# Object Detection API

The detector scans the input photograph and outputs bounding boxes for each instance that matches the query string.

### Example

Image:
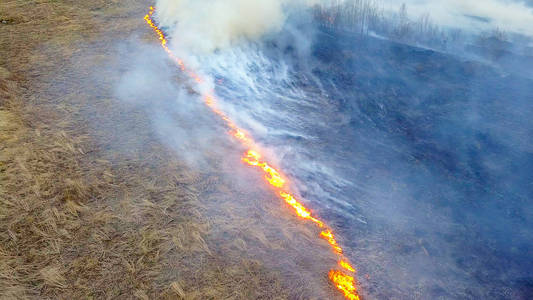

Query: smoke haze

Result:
[387,0,533,36]
[155,0,318,53]
[124,0,533,298]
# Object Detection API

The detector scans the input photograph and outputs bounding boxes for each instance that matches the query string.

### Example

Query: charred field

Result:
[270,28,533,298]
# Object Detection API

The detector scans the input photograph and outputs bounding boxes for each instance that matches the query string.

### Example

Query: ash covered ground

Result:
[202,21,533,300]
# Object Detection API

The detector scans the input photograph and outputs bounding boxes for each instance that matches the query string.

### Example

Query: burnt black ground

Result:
[219,27,533,299]
[309,30,533,299]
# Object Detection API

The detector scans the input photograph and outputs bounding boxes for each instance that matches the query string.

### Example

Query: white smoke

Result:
[155,0,317,53]
[387,0,533,36]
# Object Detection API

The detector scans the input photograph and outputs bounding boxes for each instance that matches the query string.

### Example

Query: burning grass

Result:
[1,0,342,298]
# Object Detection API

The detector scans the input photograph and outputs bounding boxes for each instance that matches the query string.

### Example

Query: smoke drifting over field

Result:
[112,1,533,299]
[389,0,533,36]
[154,0,318,53]
[112,38,340,298]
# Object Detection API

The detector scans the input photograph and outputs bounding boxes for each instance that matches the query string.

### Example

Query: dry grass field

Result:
[0,1,340,299]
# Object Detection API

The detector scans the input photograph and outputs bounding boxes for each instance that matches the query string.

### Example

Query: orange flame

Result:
[320,229,343,254]
[340,260,356,272]
[243,150,286,188]
[329,270,360,300]
[144,7,360,299]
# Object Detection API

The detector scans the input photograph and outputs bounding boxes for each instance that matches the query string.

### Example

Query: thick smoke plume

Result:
[155,0,316,53]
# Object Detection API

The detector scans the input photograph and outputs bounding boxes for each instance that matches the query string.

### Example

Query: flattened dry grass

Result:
[1,0,341,299]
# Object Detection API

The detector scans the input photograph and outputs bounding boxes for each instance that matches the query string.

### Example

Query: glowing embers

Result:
[144,7,360,300]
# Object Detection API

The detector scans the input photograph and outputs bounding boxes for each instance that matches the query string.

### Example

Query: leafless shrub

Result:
[314,1,451,49]
[475,27,511,59]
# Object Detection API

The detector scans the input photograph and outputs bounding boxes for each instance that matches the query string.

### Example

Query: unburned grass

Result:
[0,0,341,299]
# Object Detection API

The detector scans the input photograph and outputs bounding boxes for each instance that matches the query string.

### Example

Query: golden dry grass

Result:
[0,0,341,299]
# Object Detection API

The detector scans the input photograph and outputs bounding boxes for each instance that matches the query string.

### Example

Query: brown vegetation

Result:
[1,0,339,299]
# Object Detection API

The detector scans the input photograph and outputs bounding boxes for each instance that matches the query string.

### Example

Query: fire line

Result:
[144,6,360,300]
